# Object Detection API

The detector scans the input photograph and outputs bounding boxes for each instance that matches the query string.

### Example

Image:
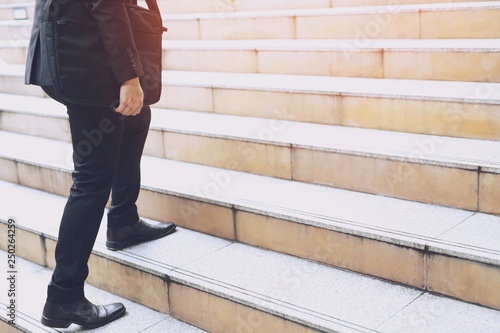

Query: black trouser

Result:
[44,91,151,304]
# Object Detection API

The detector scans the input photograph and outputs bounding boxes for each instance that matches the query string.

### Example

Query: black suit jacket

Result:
[25,0,144,87]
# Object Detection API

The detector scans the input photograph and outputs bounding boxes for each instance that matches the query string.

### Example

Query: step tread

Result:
[1,93,500,172]
[162,1,500,20]
[0,250,207,333]
[0,130,499,266]
[1,181,500,332]
[2,64,500,104]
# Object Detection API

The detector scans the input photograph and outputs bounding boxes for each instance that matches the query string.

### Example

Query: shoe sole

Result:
[106,224,177,251]
[41,306,126,329]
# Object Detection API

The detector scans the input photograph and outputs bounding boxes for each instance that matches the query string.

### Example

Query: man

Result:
[25,0,176,329]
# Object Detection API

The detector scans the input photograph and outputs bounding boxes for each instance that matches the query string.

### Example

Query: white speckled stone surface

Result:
[378,293,500,333]
[0,130,497,263]
[178,243,421,329]
[1,182,500,332]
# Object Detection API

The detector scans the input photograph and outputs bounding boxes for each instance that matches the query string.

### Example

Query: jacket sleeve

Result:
[88,0,144,84]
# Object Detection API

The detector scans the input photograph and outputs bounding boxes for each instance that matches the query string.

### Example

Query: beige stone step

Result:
[3,64,500,141]
[3,39,500,83]
[333,0,497,6]
[4,2,500,40]
[1,139,500,314]
[161,2,500,40]
[0,2,33,21]
[0,253,207,333]
[0,20,31,41]
[0,40,27,64]
[162,39,500,82]
[154,0,331,14]
[2,94,500,213]
[154,0,497,14]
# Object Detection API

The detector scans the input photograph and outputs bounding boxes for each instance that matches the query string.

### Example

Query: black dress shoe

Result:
[106,219,177,251]
[41,297,125,329]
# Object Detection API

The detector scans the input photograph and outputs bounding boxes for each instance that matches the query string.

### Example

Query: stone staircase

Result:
[0,0,500,332]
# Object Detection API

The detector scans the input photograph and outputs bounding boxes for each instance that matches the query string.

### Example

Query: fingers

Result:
[114,77,144,117]
[114,100,142,116]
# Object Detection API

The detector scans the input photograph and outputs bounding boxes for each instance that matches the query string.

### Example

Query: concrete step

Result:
[162,39,500,82]
[0,2,32,21]
[154,0,498,14]
[0,40,27,65]
[3,2,500,40]
[1,182,500,332]
[0,19,31,41]
[0,252,207,333]
[1,94,500,213]
[3,39,500,83]
[161,2,500,40]
[2,64,500,141]
[155,0,331,14]
[0,132,499,310]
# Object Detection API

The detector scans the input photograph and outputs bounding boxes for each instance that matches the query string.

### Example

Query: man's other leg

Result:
[106,106,176,251]
[47,104,124,303]
[107,106,151,228]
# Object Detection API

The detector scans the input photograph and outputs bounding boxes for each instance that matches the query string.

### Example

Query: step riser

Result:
[0,24,31,42]
[3,8,500,41]
[0,46,27,65]
[297,9,500,40]
[1,161,499,311]
[334,0,490,5]
[0,320,22,333]
[170,284,320,333]
[157,0,330,14]
[3,46,500,83]
[164,9,500,40]
[0,75,44,96]
[164,49,500,83]
[0,112,71,142]
[0,7,33,21]
[154,0,494,13]
[0,224,327,333]
[2,110,498,213]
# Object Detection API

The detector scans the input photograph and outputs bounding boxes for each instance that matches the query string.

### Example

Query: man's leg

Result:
[107,106,151,229]
[41,103,127,329]
[106,106,176,251]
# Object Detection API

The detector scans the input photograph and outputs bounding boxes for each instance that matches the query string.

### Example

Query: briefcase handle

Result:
[144,0,161,17]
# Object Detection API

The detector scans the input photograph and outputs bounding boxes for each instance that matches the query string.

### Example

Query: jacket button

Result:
[126,47,137,67]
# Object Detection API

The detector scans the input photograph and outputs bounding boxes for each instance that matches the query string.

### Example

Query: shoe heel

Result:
[41,316,72,328]
[106,239,134,251]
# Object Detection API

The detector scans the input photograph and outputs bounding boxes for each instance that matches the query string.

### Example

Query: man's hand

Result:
[114,77,144,116]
